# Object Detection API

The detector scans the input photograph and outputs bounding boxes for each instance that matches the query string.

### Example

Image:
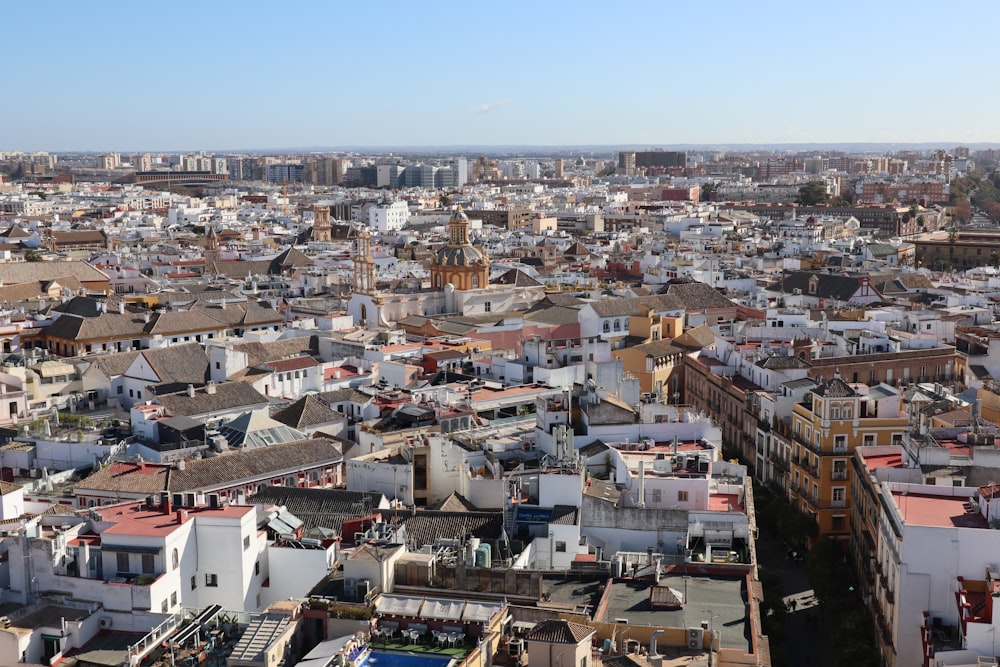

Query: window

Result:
[137,391,142,400]
[651,489,662,503]
[170,591,177,607]
[832,487,846,502]
[117,552,129,574]
[472,274,479,288]
[613,320,621,331]
[834,435,847,452]
[833,459,847,480]
[117,385,123,395]
[141,554,155,574]
[603,321,610,333]
[677,490,689,502]
[191,575,197,590]
[171,549,178,570]
[243,535,251,551]
[832,515,845,531]
[255,561,260,576]
[862,434,875,447]
[206,574,218,587]
[162,600,168,613]
[484,301,492,313]
[555,541,567,552]
[830,406,839,420]
[215,361,221,370]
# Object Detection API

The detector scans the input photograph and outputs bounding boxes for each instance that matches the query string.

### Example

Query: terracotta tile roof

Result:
[136,344,210,390]
[226,336,319,368]
[0,260,108,286]
[272,395,344,429]
[0,480,23,495]
[526,619,595,644]
[156,382,268,416]
[246,486,384,534]
[265,356,318,372]
[169,438,343,492]
[75,461,171,494]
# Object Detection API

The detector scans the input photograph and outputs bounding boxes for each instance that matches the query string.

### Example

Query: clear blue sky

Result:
[3,0,999,152]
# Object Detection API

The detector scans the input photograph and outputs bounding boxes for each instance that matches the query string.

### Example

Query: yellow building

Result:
[611,307,687,399]
[789,377,907,543]
[430,205,489,291]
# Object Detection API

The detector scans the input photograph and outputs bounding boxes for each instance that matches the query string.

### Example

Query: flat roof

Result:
[600,576,751,653]
[891,492,989,529]
[864,452,904,472]
[99,501,254,538]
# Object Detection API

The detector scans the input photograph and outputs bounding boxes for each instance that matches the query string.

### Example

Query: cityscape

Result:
[6,3,1000,667]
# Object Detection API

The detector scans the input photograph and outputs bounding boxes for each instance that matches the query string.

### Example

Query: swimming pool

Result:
[360,650,455,667]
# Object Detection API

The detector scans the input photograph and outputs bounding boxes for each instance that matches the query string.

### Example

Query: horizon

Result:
[3,1,999,152]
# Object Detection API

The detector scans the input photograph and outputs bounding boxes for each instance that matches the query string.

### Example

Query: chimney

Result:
[161,491,172,515]
[144,311,151,324]
[187,384,195,398]
[637,460,646,508]
[176,509,188,525]
[206,381,216,395]
[118,301,125,315]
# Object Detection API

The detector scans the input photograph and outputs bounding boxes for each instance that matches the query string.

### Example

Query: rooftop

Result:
[600,576,751,654]
[891,491,988,529]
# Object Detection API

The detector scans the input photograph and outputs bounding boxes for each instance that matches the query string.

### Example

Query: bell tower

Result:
[204,226,220,275]
[312,205,332,243]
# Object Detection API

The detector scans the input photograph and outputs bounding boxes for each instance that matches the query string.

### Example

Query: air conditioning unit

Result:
[687,627,704,650]
[99,617,113,629]
[508,638,524,656]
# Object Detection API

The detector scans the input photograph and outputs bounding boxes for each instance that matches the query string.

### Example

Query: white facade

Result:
[368,201,410,233]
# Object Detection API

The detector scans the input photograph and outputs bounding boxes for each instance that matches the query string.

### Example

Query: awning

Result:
[421,598,465,621]
[462,601,503,623]
[376,595,423,617]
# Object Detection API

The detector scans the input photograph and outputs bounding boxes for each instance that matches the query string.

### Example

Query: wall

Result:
[261,544,336,609]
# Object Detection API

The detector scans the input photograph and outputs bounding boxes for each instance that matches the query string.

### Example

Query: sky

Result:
[3,0,1000,152]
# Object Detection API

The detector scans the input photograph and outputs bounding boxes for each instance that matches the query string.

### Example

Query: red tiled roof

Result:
[266,356,319,372]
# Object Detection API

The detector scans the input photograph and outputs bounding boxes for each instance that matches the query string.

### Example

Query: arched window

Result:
[472,274,479,288]
[171,549,179,570]
[831,406,840,420]
[843,406,853,419]
[614,320,621,331]
[603,321,610,333]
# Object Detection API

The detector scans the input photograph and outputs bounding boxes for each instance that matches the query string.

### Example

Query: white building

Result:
[368,201,410,234]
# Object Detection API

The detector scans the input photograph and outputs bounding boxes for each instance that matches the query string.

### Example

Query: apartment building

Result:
[787,377,906,542]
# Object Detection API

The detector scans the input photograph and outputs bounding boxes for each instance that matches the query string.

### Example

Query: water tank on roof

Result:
[475,544,491,568]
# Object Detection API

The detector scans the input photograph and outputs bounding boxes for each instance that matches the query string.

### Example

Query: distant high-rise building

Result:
[266,164,304,183]
[470,157,500,182]
[633,150,686,169]
[553,158,564,179]
[376,164,405,188]
[404,164,436,188]
[617,151,636,175]
[210,157,228,175]
[304,157,343,186]
[131,154,152,171]
[451,158,468,187]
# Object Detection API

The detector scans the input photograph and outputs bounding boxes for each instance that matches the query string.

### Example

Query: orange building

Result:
[430,206,489,291]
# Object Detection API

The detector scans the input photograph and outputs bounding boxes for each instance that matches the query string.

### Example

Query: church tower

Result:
[312,204,332,243]
[430,205,489,291]
[204,226,221,275]
[348,227,382,328]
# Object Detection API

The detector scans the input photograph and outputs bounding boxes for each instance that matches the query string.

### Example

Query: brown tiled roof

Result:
[0,480,23,495]
[272,395,344,429]
[526,619,595,644]
[136,344,210,389]
[156,382,268,416]
[227,336,319,367]
[0,260,108,285]
[75,461,170,494]
[86,350,141,378]
[169,438,343,492]
[429,492,480,512]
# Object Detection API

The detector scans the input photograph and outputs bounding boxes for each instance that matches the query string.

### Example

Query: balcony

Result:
[832,470,848,481]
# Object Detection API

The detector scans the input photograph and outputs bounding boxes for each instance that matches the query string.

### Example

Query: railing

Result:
[832,470,848,480]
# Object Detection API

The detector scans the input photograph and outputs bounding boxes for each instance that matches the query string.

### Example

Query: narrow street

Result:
[756,531,832,667]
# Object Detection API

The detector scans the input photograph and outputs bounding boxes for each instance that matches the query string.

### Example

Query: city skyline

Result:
[4,0,999,152]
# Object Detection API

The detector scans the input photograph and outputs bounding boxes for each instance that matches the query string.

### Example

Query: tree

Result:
[23,249,42,262]
[796,181,829,206]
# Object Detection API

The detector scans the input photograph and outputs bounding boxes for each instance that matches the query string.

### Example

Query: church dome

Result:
[435,244,486,267]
